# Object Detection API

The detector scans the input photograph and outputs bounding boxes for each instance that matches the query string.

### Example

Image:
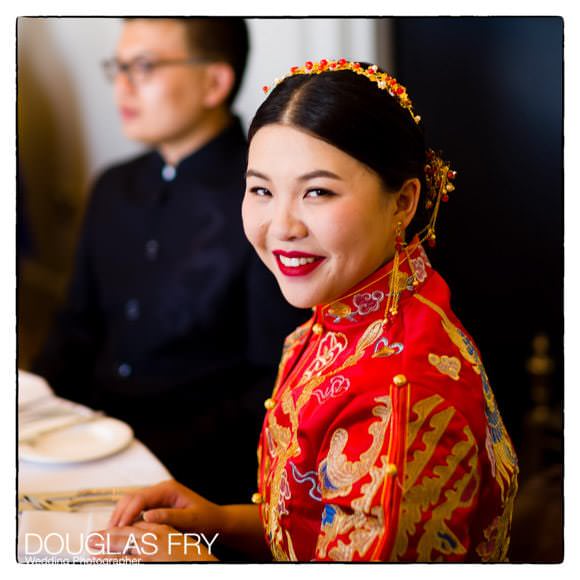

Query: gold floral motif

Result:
[413,294,479,372]
[327,301,352,319]
[428,353,461,381]
[302,331,348,382]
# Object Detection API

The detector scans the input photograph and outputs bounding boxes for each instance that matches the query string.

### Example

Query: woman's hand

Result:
[108,479,224,535]
[89,522,219,562]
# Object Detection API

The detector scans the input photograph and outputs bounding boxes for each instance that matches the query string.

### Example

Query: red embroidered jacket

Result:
[255,242,518,562]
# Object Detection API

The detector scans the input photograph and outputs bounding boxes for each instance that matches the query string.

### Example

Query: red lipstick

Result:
[273,250,325,277]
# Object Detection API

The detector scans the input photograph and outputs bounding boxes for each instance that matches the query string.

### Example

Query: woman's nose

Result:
[270,202,308,241]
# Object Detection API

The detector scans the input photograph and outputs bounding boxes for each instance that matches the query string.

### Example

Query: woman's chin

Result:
[278,287,318,310]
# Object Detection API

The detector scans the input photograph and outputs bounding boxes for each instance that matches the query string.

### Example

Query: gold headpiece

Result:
[261,58,457,248]
[263,58,420,125]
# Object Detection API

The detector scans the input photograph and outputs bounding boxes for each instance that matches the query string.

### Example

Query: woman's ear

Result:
[394,178,421,229]
[202,62,236,109]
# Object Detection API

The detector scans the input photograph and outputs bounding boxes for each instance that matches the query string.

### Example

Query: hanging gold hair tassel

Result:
[384,222,404,322]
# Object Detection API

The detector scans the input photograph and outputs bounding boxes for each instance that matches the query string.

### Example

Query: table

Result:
[18,370,172,562]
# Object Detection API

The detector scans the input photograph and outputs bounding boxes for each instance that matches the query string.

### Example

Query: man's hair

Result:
[124,17,250,107]
[180,17,249,106]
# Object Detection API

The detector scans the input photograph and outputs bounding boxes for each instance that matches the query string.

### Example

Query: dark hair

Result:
[125,17,249,106]
[248,65,427,229]
[181,17,249,105]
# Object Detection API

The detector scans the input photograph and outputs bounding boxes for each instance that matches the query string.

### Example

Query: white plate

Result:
[19,417,134,464]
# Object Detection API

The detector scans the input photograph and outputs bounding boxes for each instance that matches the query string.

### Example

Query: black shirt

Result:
[33,118,309,503]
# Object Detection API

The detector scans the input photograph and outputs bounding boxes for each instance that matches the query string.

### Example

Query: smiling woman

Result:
[97,58,518,563]
[243,124,417,308]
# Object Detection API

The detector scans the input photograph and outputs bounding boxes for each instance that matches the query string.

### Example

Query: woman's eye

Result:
[250,186,271,197]
[305,188,333,199]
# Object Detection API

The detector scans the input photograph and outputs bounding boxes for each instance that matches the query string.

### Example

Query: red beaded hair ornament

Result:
[262,58,457,249]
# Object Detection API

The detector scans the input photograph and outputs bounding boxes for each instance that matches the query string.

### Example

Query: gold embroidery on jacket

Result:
[413,294,479,372]
[413,292,518,504]
[285,529,298,561]
[317,454,394,560]
[265,318,387,560]
[476,475,518,561]
[327,301,352,320]
[391,401,457,560]
[328,506,384,561]
[428,353,461,381]
[302,332,348,382]
[480,368,518,503]
[320,395,392,498]
[416,427,479,560]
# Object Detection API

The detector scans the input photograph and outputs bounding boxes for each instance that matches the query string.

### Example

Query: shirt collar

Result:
[315,237,432,331]
[154,115,246,181]
[129,116,246,204]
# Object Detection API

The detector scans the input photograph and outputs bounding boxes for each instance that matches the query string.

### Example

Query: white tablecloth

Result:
[18,370,173,562]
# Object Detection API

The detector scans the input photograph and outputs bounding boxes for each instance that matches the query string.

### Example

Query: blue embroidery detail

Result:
[289,462,322,502]
[437,531,457,549]
[321,504,336,526]
[319,463,338,491]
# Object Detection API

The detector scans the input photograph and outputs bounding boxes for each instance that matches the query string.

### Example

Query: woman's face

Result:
[242,124,401,309]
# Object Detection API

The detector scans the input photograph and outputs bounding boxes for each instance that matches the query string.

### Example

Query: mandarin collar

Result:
[153,115,246,180]
[130,116,246,204]
[313,238,432,331]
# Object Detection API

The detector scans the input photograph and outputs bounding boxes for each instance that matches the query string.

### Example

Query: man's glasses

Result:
[101,56,212,84]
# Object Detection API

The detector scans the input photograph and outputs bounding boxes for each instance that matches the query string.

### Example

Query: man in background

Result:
[33,18,308,505]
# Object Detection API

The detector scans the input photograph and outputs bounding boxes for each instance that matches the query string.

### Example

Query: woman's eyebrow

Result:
[245,169,343,182]
[297,170,342,181]
[246,169,270,181]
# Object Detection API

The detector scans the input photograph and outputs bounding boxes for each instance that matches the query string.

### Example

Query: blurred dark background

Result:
[391,16,563,562]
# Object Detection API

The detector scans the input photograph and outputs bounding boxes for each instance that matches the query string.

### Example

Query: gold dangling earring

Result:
[384,221,404,322]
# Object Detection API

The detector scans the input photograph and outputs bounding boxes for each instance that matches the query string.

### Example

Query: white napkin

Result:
[18,509,113,562]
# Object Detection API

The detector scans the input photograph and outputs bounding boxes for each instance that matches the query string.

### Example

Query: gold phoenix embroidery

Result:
[320,395,392,498]
[317,456,394,560]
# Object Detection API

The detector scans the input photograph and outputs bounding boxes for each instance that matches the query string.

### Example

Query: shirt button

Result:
[118,363,132,378]
[264,398,275,410]
[145,239,159,261]
[125,299,140,320]
[251,492,263,504]
[312,323,323,335]
[162,164,176,181]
